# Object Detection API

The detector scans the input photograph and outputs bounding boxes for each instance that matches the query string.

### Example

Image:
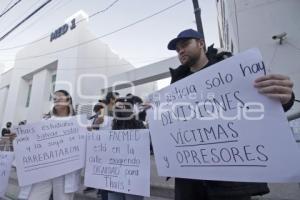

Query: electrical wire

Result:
[0,0,120,51]
[0,0,14,15]
[76,0,120,25]
[0,0,52,41]
[286,41,300,52]
[0,0,22,18]
[238,0,282,13]
[9,0,187,61]
[0,0,43,36]
[269,43,278,67]
[7,0,74,40]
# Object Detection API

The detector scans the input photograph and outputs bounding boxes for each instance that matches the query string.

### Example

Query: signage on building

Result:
[50,18,76,42]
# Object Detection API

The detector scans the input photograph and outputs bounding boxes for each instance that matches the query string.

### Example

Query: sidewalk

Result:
[4,156,300,200]
[253,183,300,200]
[4,155,174,200]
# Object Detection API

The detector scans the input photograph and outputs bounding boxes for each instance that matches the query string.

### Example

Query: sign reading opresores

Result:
[85,129,150,197]
[147,48,300,182]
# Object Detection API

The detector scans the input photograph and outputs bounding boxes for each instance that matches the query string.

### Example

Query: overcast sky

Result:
[0,0,220,72]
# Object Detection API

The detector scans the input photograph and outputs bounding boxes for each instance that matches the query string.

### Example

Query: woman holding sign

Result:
[18,90,80,200]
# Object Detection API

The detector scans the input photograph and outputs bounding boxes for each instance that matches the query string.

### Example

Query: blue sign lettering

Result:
[50,18,76,42]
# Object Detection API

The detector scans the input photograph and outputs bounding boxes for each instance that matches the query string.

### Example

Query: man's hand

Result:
[87,116,104,131]
[254,74,294,105]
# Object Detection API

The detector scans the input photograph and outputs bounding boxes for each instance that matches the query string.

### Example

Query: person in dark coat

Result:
[167,29,295,200]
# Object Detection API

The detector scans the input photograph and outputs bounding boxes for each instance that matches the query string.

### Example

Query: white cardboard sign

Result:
[147,48,300,182]
[0,151,14,197]
[84,129,150,197]
[14,116,87,186]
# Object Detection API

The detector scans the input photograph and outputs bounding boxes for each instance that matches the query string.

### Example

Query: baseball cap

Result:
[167,29,204,50]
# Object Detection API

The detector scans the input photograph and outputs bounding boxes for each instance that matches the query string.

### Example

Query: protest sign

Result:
[0,151,14,197]
[84,129,150,197]
[14,116,87,186]
[147,48,300,182]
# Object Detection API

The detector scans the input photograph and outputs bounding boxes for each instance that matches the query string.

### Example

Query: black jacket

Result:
[169,45,294,198]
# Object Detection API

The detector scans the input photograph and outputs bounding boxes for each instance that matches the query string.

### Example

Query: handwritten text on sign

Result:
[0,152,14,197]
[84,129,150,197]
[147,48,300,182]
[14,116,86,186]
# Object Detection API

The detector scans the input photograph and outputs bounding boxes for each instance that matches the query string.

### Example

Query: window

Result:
[26,83,32,107]
[49,74,57,101]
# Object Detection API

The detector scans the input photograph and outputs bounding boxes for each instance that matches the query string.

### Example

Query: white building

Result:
[0,11,156,126]
[216,0,300,146]
[216,0,300,116]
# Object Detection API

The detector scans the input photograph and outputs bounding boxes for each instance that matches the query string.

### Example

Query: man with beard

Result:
[167,29,295,200]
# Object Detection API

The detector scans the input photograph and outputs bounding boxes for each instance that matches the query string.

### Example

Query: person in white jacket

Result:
[18,90,81,200]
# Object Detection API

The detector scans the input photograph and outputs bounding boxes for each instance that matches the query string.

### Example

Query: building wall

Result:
[0,12,155,127]
[216,0,300,115]
[0,86,9,124]
[0,66,12,125]
[74,26,135,104]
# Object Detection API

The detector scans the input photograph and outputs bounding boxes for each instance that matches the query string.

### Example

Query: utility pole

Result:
[192,0,206,48]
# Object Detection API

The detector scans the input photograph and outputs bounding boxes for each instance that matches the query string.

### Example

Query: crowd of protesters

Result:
[0,28,296,200]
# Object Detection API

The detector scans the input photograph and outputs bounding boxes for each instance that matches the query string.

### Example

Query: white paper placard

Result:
[0,151,14,197]
[14,116,87,186]
[84,129,150,196]
[147,48,300,182]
